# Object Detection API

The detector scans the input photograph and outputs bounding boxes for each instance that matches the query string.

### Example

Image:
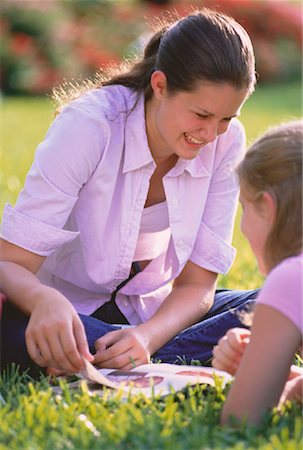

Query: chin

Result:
[179,148,202,160]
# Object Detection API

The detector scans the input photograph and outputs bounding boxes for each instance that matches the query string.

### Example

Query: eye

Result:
[195,113,209,119]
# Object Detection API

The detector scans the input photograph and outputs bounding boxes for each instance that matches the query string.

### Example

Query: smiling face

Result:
[146,72,249,163]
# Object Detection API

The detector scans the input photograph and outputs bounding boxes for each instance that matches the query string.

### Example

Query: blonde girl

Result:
[213,120,303,424]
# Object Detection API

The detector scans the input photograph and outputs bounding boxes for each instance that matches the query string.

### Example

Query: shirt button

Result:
[122,299,128,307]
[179,239,184,246]
[172,198,179,206]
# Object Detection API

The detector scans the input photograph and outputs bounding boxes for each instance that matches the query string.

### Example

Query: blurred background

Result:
[1,0,302,95]
[0,0,302,289]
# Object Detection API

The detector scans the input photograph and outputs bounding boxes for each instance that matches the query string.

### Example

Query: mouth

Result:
[184,132,205,147]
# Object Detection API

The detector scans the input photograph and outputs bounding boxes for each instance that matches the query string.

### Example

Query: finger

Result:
[25,330,49,368]
[95,330,124,350]
[73,318,94,361]
[212,344,239,373]
[47,332,81,373]
[121,352,149,370]
[212,352,238,375]
[215,337,238,361]
[94,339,106,355]
[25,322,79,372]
[226,328,251,350]
[120,359,141,370]
[58,324,86,372]
[35,337,55,364]
[94,338,132,365]
[95,350,136,369]
[28,344,48,368]
[95,332,132,362]
[219,334,245,360]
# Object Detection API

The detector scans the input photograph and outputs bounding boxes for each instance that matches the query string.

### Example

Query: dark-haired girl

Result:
[1,9,258,375]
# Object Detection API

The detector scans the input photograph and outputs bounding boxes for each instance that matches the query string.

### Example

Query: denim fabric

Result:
[153,289,258,365]
[0,289,259,377]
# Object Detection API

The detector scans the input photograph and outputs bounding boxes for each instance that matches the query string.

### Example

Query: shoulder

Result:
[218,118,246,155]
[264,254,303,290]
[210,118,246,162]
[59,85,138,124]
[38,86,140,168]
[218,118,245,144]
[229,117,245,137]
[195,118,246,172]
[257,254,303,332]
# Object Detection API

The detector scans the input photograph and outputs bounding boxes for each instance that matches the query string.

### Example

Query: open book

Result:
[78,359,233,398]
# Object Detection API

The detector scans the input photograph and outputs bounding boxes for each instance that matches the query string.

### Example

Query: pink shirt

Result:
[257,254,303,333]
[0,85,245,324]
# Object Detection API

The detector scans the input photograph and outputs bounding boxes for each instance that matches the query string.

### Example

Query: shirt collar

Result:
[168,149,211,178]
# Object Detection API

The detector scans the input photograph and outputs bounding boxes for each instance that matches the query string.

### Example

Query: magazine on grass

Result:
[78,359,233,398]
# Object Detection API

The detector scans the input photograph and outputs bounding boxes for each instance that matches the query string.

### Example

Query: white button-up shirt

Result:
[1,85,245,324]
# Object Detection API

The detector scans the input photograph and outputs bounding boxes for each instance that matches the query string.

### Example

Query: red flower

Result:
[76,44,119,70]
[10,33,36,56]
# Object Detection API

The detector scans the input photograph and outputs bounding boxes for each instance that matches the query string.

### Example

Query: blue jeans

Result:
[0,289,258,377]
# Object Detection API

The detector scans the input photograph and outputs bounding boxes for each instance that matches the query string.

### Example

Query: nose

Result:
[200,120,218,143]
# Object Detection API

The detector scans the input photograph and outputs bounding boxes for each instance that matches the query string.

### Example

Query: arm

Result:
[0,239,93,373]
[0,104,108,373]
[94,261,217,369]
[221,304,301,425]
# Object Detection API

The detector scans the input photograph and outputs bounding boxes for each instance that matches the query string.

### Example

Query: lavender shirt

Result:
[1,85,245,324]
[257,254,303,334]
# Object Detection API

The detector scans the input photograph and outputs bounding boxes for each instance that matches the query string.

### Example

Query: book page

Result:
[79,360,232,397]
[129,363,232,386]
[80,358,118,389]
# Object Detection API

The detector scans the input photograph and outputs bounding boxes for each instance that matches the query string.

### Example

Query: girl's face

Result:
[147,73,249,163]
[239,190,275,275]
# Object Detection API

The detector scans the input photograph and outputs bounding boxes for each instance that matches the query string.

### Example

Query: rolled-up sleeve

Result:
[0,102,105,255]
[190,120,245,274]
[190,222,236,274]
[1,204,80,256]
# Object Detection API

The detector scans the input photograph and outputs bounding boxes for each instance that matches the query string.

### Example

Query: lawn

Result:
[0,81,302,449]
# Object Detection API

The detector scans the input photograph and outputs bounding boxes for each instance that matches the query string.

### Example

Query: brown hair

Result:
[54,8,256,112]
[238,120,303,272]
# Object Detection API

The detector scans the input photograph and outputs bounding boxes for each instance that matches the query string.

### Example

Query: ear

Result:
[260,191,276,225]
[150,70,168,99]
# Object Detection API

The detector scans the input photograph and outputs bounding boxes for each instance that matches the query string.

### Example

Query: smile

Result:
[184,133,205,146]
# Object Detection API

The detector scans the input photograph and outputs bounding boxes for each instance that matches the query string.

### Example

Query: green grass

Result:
[0,82,302,449]
[0,367,302,450]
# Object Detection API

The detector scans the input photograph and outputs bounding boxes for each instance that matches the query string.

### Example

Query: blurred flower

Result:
[9,33,35,56]
[1,0,301,95]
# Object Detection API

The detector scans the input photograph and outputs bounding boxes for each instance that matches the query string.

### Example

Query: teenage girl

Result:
[0,9,258,376]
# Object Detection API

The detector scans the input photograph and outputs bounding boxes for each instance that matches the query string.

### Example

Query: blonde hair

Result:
[238,120,303,272]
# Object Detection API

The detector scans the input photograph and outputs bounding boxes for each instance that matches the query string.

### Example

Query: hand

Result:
[25,287,93,374]
[93,326,151,370]
[279,374,303,407]
[212,327,251,375]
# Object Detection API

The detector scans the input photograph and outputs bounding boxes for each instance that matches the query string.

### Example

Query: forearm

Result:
[0,261,51,315]
[137,282,215,355]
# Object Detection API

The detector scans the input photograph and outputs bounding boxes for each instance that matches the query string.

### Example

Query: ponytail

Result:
[53,9,256,112]
[104,28,168,101]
